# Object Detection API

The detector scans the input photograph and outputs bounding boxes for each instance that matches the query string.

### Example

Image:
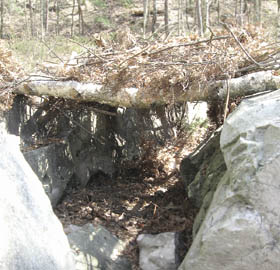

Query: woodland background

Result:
[0,0,279,74]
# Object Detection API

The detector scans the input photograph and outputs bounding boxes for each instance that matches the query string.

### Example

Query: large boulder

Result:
[66,223,131,270]
[180,128,226,236]
[137,232,180,270]
[23,143,74,207]
[179,89,280,269]
[0,120,75,270]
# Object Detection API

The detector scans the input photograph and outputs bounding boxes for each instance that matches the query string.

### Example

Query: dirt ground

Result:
[54,130,208,269]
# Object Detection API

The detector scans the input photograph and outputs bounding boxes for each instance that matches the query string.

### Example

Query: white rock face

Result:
[186,101,208,124]
[179,90,280,270]
[0,121,75,270]
[137,232,178,270]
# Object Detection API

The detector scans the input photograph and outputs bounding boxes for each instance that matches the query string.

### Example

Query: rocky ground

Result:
[54,128,209,269]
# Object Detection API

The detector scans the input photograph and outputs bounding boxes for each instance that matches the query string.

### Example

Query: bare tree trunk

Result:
[205,0,212,29]
[277,0,280,41]
[217,0,220,23]
[24,0,29,33]
[28,0,34,36]
[0,0,4,39]
[164,0,169,37]
[254,0,261,24]
[143,0,149,38]
[239,0,243,25]
[43,0,49,34]
[152,0,157,33]
[196,0,203,36]
[16,72,280,108]
[77,0,84,35]
[185,0,190,30]
[71,0,76,36]
[234,0,238,23]
[178,0,183,35]
[55,0,60,35]
[40,0,44,37]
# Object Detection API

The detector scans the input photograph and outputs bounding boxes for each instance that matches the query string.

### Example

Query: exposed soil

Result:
[54,131,207,269]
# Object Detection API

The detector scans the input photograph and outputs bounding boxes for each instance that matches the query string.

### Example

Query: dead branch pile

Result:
[38,25,280,102]
[0,42,24,110]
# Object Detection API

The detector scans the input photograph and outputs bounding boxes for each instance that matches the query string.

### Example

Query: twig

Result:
[223,78,230,122]
[28,74,57,79]
[206,26,215,43]
[220,22,262,67]
[144,60,214,66]
[25,74,67,81]
[152,203,159,217]
[90,107,117,116]
[236,54,280,74]
[40,39,64,63]
[66,38,106,62]
[118,44,152,67]
[145,22,176,41]
[148,35,230,55]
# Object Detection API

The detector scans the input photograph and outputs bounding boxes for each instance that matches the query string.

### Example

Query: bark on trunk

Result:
[14,71,280,108]
[0,0,4,38]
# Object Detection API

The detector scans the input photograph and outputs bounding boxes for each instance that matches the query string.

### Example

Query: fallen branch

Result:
[220,22,261,67]
[40,39,64,63]
[223,78,230,122]
[148,35,230,56]
[208,70,280,101]
[66,38,107,62]
[118,44,152,67]
[13,71,280,108]
[236,53,280,74]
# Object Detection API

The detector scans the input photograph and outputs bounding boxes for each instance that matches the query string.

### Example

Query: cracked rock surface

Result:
[179,89,280,270]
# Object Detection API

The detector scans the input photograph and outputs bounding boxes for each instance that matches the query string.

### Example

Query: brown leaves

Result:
[38,25,277,103]
[0,42,24,84]
[0,42,25,111]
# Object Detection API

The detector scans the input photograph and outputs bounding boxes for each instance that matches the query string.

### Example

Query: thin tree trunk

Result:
[152,0,157,33]
[71,0,75,36]
[235,0,238,23]
[24,0,28,34]
[143,0,149,38]
[277,17,280,42]
[77,0,84,35]
[45,0,49,33]
[205,0,212,29]
[217,0,220,23]
[196,0,203,36]
[28,0,34,36]
[0,0,4,38]
[185,0,190,30]
[56,0,60,35]
[178,0,183,35]
[164,0,169,37]
[40,0,44,37]
[254,0,261,24]
[239,0,244,26]
[277,0,280,41]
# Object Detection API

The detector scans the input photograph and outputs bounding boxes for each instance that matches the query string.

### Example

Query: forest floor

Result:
[54,125,209,269]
